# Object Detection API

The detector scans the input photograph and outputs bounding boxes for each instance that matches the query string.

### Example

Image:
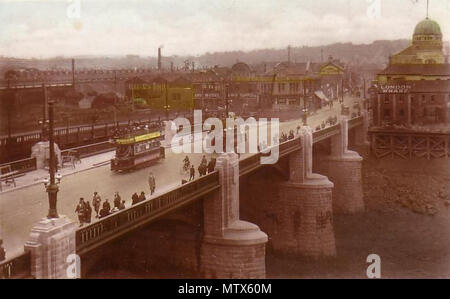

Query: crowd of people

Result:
[74,172,158,226]
[75,191,127,227]
[181,155,216,184]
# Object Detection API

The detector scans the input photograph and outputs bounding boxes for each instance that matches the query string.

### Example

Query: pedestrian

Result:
[189,164,195,181]
[114,192,121,210]
[201,155,207,166]
[84,202,92,224]
[198,164,203,177]
[148,172,156,195]
[99,206,109,218]
[0,239,6,262]
[92,192,101,218]
[119,200,126,210]
[138,191,146,203]
[103,199,111,213]
[75,198,86,227]
[132,192,139,205]
[207,158,215,173]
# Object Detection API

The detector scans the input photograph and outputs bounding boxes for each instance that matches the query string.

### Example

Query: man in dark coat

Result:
[138,191,146,203]
[92,192,101,218]
[103,199,111,213]
[84,202,92,224]
[113,192,121,210]
[75,198,86,227]
[132,192,139,205]
[189,165,195,181]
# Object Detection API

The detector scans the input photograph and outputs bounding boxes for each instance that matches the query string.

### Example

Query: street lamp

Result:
[44,101,59,219]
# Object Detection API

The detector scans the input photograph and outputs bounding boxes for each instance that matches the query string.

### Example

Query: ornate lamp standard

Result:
[44,101,60,219]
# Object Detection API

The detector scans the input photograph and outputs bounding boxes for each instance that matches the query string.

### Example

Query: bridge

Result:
[1,109,370,279]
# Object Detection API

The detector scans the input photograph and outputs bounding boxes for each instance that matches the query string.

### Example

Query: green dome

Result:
[413,18,442,36]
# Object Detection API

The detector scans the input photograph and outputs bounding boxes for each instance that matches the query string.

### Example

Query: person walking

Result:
[138,191,146,203]
[148,172,156,195]
[75,198,86,227]
[132,192,139,205]
[207,158,215,173]
[84,202,92,224]
[113,192,121,210]
[103,199,111,214]
[189,164,195,181]
[92,192,101,218]
[0,240,6,262]
[119,200,126,210]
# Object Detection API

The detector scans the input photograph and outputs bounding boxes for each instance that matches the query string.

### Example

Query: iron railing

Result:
[0,157,37,174]
[0,252,32,279]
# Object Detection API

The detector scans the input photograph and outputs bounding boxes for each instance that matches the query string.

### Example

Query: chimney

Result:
[288,45,291,65]
[158,47,162,71]
[71,58,75,89]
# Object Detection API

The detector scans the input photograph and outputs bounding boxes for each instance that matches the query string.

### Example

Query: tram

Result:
[110,129,165,172]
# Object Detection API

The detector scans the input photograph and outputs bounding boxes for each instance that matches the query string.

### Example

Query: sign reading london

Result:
[378,84,412,94]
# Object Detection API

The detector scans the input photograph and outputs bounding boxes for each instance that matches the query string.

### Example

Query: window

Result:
[431,95,435,103]
[399,109,405,117]
[384,95,389,104]
[384,109,390,118]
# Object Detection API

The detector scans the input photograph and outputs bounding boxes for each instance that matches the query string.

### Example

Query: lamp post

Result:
[45,101,60,219]
[302,79,308,126]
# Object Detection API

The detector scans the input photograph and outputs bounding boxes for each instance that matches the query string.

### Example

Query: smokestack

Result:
[288,45,291,65]
[170,61,174,72]
[71,58,75,89]
[158,47,162,71]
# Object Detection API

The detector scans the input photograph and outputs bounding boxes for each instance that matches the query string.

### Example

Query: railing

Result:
[0,252,32,279]
[0,157,36,174]
[312,123,341,143]
[348,115,364,129]
[61,141,115,158]
[75,171,220,255]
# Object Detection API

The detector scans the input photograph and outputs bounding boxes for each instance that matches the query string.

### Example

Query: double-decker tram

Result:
[110,128,165,172]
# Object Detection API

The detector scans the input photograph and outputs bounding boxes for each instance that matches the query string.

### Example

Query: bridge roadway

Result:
[0,95,359,258]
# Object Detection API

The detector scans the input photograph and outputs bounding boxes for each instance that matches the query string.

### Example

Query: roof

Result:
[378,64,450,76]
[409,80,450,93]
[414,18,442,36]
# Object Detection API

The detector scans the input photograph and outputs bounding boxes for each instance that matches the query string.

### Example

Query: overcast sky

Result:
[0,0,449,58]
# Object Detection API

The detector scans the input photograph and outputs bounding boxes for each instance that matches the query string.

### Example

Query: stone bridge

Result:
[1,113,369,279]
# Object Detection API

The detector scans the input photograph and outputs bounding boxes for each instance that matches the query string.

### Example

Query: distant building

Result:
[372,17,450,129]
[390,18,445,65]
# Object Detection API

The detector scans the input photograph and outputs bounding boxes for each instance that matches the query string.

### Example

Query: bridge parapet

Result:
[76,171,220,255]
[0,251,32,279]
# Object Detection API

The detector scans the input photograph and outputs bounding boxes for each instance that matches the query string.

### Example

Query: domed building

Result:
[372,17,450,129]
[390,18,445,65]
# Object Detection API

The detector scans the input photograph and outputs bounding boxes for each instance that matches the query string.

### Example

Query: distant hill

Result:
[0,39,410,75]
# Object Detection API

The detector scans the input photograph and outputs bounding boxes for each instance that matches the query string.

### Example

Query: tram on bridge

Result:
[110,128,165,172]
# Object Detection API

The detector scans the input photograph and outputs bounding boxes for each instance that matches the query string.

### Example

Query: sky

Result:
[0,0,449,58]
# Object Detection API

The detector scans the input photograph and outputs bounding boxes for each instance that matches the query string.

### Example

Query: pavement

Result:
[0,95,359,259]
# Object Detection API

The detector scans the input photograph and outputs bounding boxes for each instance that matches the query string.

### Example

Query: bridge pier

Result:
[201,153,268,278]
[353,110,370,156]
[328,118,365,214]
[276,127,336,258]
[24,216,77,279]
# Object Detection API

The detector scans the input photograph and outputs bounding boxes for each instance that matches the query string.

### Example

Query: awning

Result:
[314,90,331,102]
